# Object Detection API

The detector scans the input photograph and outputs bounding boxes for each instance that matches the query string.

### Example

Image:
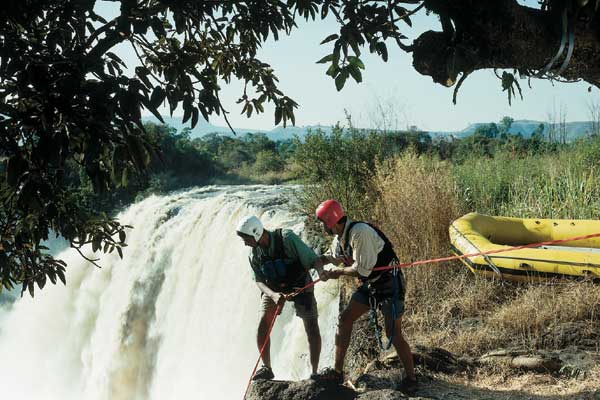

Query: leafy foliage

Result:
[293,125,385,223]
[2,0,600,297]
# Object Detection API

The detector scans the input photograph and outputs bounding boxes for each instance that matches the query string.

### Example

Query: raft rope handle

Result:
[450,224,504,280]
[244,230,600,399]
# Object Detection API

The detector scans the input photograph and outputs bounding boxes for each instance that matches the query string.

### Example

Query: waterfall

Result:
[0,185,340,400]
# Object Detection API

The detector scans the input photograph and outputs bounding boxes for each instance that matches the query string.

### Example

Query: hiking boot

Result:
[252,365,274,381]
[309,372,319,380]
[398,377,418,395]
[314,367,344,384]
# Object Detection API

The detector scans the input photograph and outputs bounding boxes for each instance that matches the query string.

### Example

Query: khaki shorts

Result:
[260,290,318,321]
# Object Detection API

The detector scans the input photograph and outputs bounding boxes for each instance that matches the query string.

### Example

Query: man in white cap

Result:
[236,215,334,381]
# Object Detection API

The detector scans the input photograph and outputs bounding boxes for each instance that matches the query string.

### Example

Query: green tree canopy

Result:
[2,0,599,296]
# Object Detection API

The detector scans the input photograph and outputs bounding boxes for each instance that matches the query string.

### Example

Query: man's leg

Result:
[334,299,370,372]
[302,317,321,374]
[294,291,321,374]
[384,314,416,381]
[257,294,278,368]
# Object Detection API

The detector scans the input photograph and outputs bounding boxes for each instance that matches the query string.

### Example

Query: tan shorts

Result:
[260,291,318,321]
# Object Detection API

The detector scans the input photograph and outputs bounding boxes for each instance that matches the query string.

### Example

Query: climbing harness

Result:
[368,266,400,351]
[256,229,307,293]
[450,224,504,280]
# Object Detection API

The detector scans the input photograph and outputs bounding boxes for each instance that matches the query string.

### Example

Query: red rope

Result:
[372,231,600,273]
[287,231,600,298]
[243,231,600,398]
[243,302,283,400]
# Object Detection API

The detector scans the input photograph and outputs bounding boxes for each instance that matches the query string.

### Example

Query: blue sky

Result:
[97,0,599,132]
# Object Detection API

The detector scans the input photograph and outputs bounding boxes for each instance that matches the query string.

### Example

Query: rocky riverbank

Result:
[247,345,600,400]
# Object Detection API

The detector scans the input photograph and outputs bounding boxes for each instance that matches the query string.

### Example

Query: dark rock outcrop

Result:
[247,345,600,400]
[246,379,356,400]
[356,389,408,400]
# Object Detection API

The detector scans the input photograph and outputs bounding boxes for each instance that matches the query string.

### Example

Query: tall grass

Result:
[296,132,600,360]
[373,152,462,309]
[453,144,600,219]
[372,142,600,357]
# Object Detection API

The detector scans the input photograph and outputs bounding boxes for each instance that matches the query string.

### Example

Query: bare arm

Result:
[327,265,360,279]
[255,281,285,305]
[312,254,347,280]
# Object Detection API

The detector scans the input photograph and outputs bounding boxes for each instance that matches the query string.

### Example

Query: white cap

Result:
[236,215,264,241]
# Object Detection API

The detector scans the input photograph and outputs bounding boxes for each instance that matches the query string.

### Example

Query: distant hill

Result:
[429,120,596,141]
[143,116,596,142]
[142,116,332,141]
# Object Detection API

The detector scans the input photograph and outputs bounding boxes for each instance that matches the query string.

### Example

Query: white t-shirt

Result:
[333,218,385,278]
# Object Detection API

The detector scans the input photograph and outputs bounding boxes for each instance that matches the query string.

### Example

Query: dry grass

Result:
[370,152,600,359]
[432,366,600,399]
[488,281,600,350]
[373,153,462,312]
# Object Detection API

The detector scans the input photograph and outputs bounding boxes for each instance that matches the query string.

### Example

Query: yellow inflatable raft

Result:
[449,213,600,282]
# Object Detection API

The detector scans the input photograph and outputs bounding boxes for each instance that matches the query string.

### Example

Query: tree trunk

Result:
[411,0,600,89]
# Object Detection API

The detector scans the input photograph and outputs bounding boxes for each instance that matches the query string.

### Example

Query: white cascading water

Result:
[0,185,340,400]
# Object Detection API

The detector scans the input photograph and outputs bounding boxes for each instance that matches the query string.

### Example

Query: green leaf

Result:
[349,66,362,83]
[141,95,164,123]
[57,268,66,285]
[349,38,361,57]
[320,34,338,45]
[316,54,334,64]
[107,61,115,76]
[36,274,46,290]
[320,3,328,19]
[333,41,341,65]
[6,156,27,186]
[125,135,150,170]
[199,105,209,122]
[182,103,192,124]
[335,73,347,91]
[191,108,199,129]
[150,86,167,108]
[47,270,57,285]
[377,42,388,62]
[275,107,283,125]
[326,64,338,77]
[347,56,365,70]
[135,66,152,88]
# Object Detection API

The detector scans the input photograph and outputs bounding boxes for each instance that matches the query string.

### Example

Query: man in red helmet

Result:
[314,200,418,394]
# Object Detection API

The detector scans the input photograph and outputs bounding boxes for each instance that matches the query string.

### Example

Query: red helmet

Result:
[315,199,344,229]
